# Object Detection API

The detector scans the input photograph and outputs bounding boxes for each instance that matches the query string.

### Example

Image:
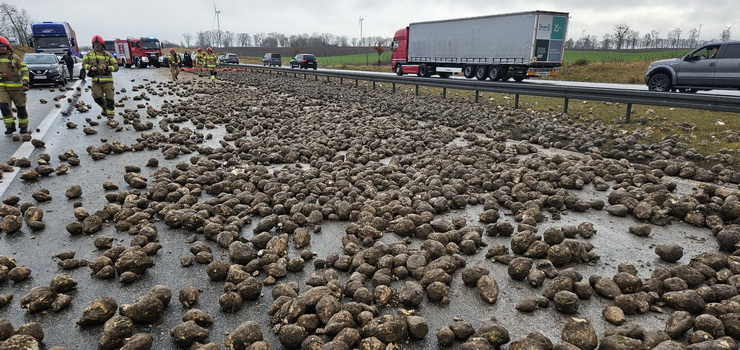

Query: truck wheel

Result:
[418,64,431,77]
[463,65,475,79]
[395,64,403,76]
[134,59,141,68]
[513,77,525,82]
[647,73,671,92]
[488,66,501,81]
[475,66,488,80]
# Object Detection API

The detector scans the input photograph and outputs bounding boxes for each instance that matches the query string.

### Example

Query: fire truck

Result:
[114,37,164,68]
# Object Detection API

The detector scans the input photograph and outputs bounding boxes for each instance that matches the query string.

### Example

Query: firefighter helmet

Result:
[0,36,9,47]
[207,47,213,52]
[92,35,105,45]
[197,47,202,52]
[170,48,175,53]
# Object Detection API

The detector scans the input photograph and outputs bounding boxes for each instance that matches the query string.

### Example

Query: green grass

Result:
[563,49,691,63]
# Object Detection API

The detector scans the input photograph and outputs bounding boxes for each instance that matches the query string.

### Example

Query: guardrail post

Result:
[625,103,632,123]
[515,94,520,109]
[340,78,343,84]
[392,83,396,93]
[373,81,376,90]
[475,91,479,103]
[564,98,569,114]
[442,88,447,99]
[326,76,330,83]
[355,79,358,88]
[415,85,419,96]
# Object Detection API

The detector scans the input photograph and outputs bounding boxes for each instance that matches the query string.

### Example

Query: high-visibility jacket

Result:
[83,49,118,83]
[195,52,205,66]
[204,54,217,68]
[0,51,29,90]
[168,52,181,66]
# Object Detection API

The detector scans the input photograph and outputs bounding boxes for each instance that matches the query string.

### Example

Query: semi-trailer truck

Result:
[29,21,80,55]
[391,11,568,81]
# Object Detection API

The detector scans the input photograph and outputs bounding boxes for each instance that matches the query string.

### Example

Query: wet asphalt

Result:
[0,67,722,349]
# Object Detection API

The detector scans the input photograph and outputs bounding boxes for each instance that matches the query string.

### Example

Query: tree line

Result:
[179,30,391,49]
[568,23,733,50]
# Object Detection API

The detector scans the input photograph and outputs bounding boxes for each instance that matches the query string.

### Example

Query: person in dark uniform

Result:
[62,50,75,79]
[183,51,192,68]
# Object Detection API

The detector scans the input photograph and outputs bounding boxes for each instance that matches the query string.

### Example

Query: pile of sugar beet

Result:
[0,69,740,349]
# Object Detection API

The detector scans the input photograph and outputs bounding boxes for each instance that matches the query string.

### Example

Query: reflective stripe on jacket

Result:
[0,53,29,89]
[83,49,118,83]
[168,53,181,65]
[205,54,217,68]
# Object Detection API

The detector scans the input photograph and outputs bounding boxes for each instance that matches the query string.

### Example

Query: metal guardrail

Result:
[222,63,740,122]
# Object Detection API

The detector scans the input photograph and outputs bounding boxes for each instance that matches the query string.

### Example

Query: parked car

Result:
[23,53,69,86]
[290,54,317,70]
[219,53,239,64]
[263,53,281,66]
[645,41,740,92]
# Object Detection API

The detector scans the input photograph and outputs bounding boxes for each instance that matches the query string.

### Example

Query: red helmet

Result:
[169,48,175,53]
[92,35,104,45]
[206,47,212,52]
[0,36,9,47]
[197,47,202,52]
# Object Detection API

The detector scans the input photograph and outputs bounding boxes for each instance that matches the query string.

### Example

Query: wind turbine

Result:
[213,1,222,46]
[358,14,364,47]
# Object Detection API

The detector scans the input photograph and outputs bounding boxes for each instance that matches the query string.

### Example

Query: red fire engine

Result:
[114,36,164,68]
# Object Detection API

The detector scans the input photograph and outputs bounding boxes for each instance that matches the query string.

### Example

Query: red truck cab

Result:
[391,27,413,75]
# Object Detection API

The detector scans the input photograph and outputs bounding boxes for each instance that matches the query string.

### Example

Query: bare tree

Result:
[336,35,348,47]
[236,33,251,47]
[601,34,612,49]
[253,33,265,47]
[626,30,639,49]
[686,28,698,47]
[720,26,733,41]
[667,27,682,48]
[221,31,235,47]
[612,23,630,49]
[0,3,31,45]
[182,33,192,47]
[650,30,660,48]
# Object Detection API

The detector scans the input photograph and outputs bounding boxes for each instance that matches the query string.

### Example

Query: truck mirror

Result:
[70,38,76,46]
[27,38,33,47]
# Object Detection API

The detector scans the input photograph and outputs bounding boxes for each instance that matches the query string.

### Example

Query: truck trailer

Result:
[29,22,80,56]
[391,11,568,81]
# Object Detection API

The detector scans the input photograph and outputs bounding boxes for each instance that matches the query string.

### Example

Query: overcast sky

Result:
[7,0,736,46]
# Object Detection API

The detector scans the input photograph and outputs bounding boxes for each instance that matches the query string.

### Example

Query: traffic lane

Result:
[0,67,724,348]
[0,82,81,162]
[0,67,269,349]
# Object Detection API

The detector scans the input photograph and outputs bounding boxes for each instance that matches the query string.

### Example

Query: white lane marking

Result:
[0,79,84,196]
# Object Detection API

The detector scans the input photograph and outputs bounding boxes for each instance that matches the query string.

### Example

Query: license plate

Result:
[35,75,47,79]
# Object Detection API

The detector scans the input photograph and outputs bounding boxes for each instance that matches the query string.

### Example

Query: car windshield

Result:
[303,55,316,60]
[24,55,57,64]
[140,41,161,50]
[227,54,237,58]
[104,42,115,51]
[35,37,69,48]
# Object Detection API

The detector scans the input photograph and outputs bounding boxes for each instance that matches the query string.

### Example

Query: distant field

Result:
[563,49,691,63]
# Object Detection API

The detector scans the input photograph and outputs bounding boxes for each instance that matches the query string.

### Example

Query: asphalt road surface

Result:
[0,67,722,349]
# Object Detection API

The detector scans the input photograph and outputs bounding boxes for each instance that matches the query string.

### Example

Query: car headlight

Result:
[49,67,60,73]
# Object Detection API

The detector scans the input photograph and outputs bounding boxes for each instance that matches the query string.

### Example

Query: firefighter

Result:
[204,47,218,81]
[0,36,30,134]
[83,35,118,117]
[195,47,205,77]
[167,48,181,81]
